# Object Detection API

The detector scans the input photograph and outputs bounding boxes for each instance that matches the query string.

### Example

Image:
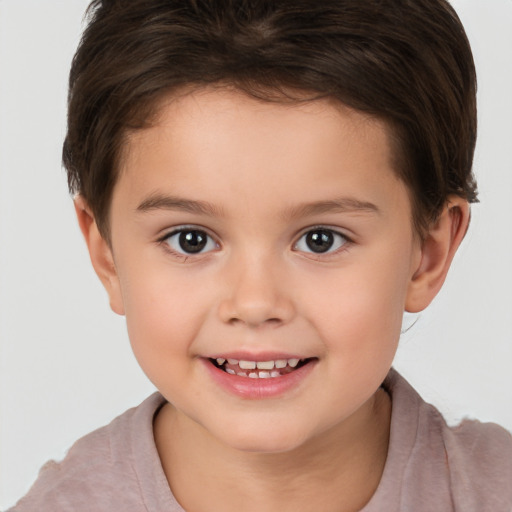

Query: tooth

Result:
[227,358,238,365]
[216,358,226,365]
[270,371,281,378]
[226,368,236,375]
[258,371,271,378]
[256,361,274,370]
[248,372,258,378]
[288,358,300,368]
[275,360,287,368]
[237,372,246,377]
[239,360,256,370]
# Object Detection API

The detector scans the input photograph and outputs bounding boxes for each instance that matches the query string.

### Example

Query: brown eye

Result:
[179,230,208,253]
[164,228,217,255]
[306,230,334,253]
[295,228,347,254]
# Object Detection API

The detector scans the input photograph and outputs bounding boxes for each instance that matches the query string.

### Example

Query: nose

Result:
[217,253,295,328]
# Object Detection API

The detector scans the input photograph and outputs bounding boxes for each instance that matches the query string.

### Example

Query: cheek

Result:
[303,254,411,355]
[118,264,212,369]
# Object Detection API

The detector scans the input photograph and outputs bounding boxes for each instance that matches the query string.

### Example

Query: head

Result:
[65,0,477,243]
[66,0,477,453]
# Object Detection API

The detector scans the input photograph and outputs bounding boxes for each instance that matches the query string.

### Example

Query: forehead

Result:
[115,87,411,224]
[122,88,394,176]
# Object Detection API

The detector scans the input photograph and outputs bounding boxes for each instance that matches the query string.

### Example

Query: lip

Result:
[206,351,306,362]
[201,356,317,399]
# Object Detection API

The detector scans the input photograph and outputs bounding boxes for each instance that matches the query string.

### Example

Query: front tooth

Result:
[270,371,281,378]
[258,371,271,378]
[288,358,300,368]
[275,360,287,368]
[227,358,239,365]
[256,361,275,370]
[248,372,258,378]
[216,358,226,365]
[239,360,256,370]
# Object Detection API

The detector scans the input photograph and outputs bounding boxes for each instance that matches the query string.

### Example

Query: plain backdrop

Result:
[0,0,511,508]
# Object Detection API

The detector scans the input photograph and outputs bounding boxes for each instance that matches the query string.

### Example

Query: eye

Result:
[163,228,217,255]
[294,228,348,254]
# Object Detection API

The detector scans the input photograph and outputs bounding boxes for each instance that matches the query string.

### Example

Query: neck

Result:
[154,388,391,512]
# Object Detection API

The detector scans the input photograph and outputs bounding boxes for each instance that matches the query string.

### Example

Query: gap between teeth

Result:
[225,368,285,378]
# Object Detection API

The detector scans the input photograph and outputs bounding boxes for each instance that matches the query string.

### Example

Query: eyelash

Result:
[157,226,351,259]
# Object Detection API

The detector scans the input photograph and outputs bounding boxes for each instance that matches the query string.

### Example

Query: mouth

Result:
[209,357,314,379]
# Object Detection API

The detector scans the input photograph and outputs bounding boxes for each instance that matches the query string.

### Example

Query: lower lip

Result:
[202,359,317,399]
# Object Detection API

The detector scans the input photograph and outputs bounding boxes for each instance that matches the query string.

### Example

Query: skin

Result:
[76,88,469,512]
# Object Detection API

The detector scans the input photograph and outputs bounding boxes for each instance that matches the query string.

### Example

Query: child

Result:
[8,0,512,510]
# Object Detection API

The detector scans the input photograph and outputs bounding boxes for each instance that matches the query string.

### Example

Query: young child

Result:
[9,0,512,510]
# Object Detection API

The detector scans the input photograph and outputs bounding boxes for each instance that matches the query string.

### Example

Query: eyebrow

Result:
[283,198,380,220]
[136,193,379,219]
[136,194,224,217]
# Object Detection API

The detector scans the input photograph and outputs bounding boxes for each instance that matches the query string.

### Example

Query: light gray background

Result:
[0,0,511,508]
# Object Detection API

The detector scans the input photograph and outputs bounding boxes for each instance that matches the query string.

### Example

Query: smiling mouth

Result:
[209,357,314,379]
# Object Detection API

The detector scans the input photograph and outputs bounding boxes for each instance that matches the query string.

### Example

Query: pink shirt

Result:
[9,370,512,511]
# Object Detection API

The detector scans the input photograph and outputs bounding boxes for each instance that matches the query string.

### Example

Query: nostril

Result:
[228,316,283,328]
[217,281,296,326]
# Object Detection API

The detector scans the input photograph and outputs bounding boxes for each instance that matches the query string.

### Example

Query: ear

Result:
[74,196,125,315]
[405,196,470,313]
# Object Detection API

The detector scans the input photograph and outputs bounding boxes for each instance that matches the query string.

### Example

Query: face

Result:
[104,89,423,453]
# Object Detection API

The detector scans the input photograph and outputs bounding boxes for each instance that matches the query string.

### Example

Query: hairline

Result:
[94,83,423,245]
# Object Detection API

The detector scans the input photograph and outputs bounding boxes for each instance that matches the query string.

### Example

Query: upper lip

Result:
[204,352,312,362]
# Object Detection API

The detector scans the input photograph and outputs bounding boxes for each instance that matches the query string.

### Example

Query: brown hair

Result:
[63,0,478,240]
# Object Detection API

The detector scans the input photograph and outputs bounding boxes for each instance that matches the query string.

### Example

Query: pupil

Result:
[179,230,207,253]
[306,230,333,253]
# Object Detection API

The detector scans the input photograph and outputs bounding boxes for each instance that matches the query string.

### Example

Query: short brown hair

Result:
[63,0,478,240]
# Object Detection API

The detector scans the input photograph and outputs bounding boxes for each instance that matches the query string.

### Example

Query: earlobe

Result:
[74,196,125,316]
[405,196,470,313]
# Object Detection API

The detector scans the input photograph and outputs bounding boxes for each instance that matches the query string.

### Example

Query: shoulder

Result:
[384,370,512,511]
[9,393,167,512]
[442,414,512,510]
